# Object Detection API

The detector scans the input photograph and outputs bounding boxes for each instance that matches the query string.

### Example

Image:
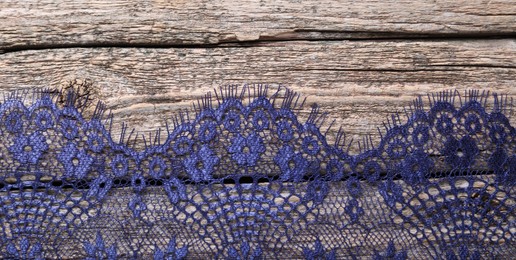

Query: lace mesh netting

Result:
[0,85,514,259]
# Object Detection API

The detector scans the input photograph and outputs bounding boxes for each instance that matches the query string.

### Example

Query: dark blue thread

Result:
[0,86,512,259]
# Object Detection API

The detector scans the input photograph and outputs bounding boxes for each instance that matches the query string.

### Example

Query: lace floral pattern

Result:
[0,86,513,259]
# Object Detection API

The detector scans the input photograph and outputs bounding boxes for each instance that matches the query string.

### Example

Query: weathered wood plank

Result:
[0,40,515,153]
[0,1,514,259]
[1,0,515,50]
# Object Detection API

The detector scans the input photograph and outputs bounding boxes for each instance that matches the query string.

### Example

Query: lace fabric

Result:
[0,85,513,259]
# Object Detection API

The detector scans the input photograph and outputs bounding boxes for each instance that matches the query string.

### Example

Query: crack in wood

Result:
[1,32,516,55]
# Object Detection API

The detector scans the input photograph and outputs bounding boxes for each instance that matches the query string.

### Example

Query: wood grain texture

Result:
[0,40,515,153]
[0,1,515,258]
[1,0,516,51]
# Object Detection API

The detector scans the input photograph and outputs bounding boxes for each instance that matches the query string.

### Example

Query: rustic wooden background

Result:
[1,0,515,151]
[0,0,515,259]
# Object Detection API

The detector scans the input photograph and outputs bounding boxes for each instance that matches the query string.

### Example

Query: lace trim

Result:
[0,85,514,259]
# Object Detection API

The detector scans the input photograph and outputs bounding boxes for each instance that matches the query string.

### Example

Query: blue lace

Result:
[0,85,513,259]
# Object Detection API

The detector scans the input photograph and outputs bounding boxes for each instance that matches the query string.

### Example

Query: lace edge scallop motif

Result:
[0,85,514,259]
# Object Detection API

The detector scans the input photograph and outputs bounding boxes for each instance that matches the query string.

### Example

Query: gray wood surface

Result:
[1,40,515,153]
[1,0,515,50]
[0,0,515,259]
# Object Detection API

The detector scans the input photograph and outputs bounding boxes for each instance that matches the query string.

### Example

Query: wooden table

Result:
[0,1,515,259]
